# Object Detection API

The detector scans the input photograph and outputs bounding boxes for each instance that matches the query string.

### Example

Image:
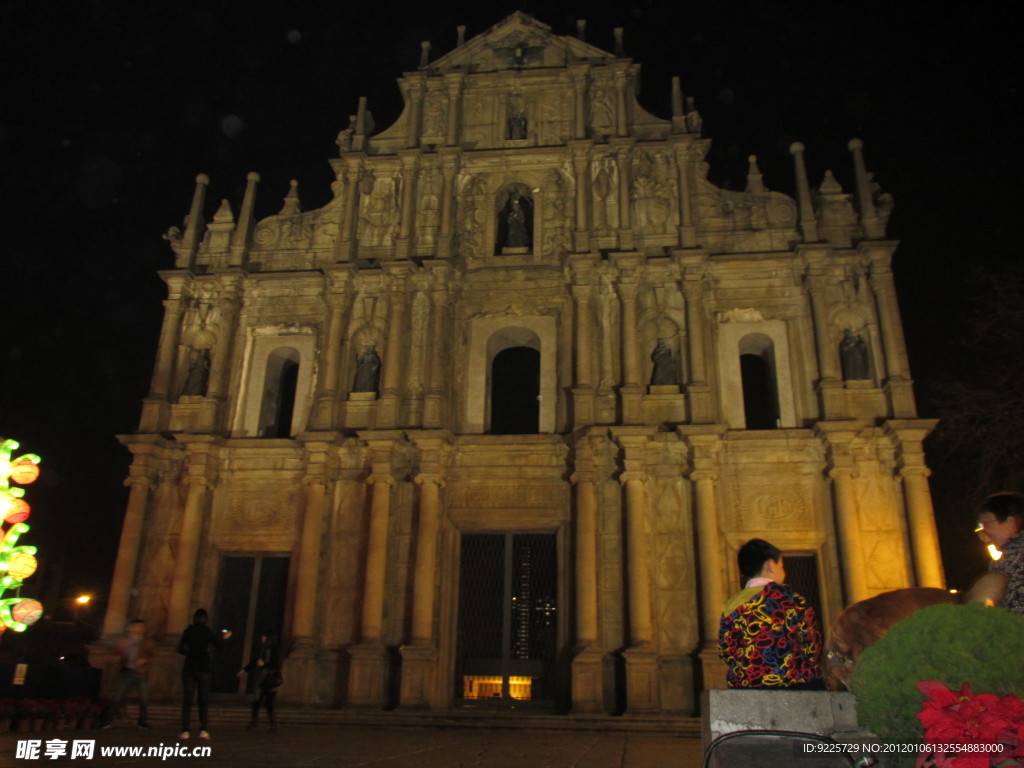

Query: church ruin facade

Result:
[101,14,944,714]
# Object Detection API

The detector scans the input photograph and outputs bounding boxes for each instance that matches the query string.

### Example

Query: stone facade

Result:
[100,13,943,715]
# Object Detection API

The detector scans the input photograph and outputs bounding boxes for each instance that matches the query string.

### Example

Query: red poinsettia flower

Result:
[918,680,961,708]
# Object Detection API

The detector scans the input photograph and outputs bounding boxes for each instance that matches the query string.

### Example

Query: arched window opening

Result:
[490,347,540,435]
[258,347,300,438]
[495,184,533,254]
[739,334,779,430]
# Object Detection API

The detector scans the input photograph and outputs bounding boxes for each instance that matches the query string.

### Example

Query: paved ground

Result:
[0,724,704,767]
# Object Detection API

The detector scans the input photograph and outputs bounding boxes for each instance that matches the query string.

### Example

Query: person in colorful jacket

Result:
[719,538,824,689]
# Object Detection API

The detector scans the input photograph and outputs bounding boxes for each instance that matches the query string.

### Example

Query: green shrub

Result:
[851,603,1024,745]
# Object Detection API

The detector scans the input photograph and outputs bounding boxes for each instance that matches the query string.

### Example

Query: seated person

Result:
[719,538,824,689]
[975,492,1024,614]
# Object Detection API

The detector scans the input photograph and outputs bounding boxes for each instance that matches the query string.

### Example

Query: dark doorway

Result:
[490,347,540,434]
[740,353,778,429]
[784,553,823,627]
[211,554,289,694]
[455,533,558,707]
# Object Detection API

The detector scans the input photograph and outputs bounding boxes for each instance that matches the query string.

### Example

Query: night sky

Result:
[1,1,1019,623]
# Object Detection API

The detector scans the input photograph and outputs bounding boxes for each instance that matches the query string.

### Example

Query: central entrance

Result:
[455,532,557,707]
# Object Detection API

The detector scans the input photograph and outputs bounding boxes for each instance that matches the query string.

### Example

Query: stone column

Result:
[672,144,696,247]
[405,78,424,149]
[613,140,634,250]
[570,441,603,713]
[140,274,188,431]
[849,139,882,239]
[281,442,330,702]
[166,455,214,635]
[613,65,629,138]
[570,66,588,140]
[901,468,945,588]
[830,467,870,604]
[869,260,916,417]
[887,420,944,588]
[102,467,153,637]
[570,141,591,252]
[399,473,442,709]
[338,158,362,261]
[348,469,394,709]
[616,266,644,424]
[570,269,596,426]
[424,271,450,428]
[396,151,420,260]
[681,270,713,423]
[376,265,409,428]
[436,150,460,258]
[614,428,658,712]
[311,270,352,429]
[444,74,463,147]
[692,469,726,640]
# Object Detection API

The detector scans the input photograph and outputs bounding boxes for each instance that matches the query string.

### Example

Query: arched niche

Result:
[465,319,556,434]
[494,183,534,254]
[233,332,316,437]
[717,319,798,429]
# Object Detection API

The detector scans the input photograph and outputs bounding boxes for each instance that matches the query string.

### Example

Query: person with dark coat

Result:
[177,608,229,740]
[239,631,282,731]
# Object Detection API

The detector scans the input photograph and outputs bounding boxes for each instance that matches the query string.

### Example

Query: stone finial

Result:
[576,19,586,41]
[279,180,301,216]
[613,27,624,56]
[848,138,883,239]
[419,41,431,69]
[181,173,210,259]
[789,142,819,242]
[671,77,683,116]
[231,172,260,261]
[745,155,766,194]
[355,97,368,135]
[213,198,234,223]
[820,169,842,195]
[457,25,466,47]
[685,96,702,134]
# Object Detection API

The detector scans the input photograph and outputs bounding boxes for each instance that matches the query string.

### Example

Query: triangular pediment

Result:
[428,12,615,73]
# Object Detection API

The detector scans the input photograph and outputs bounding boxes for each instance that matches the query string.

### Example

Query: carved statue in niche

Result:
[632,151,675,234]
[650,339,679,386]
[840,329,871,380]
[423,95,447,138]
[495,185,533,252]
[416,168,441,243]
[456,175,486,259]
[541,169,571,258]
[353,345,381,394]
[507,106,527,140]
[358,170,400,247]
[588,86,614,138]
[180,348,211,397]
[592,156,617,229]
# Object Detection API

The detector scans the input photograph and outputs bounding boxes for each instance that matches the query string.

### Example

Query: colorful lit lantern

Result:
[10,599,42,627]
[5,552,37,581]
[9,460,39,485]
[3,499,29,524]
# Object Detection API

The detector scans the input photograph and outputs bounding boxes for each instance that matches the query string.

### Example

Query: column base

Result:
[623,647,660,714]
[620,385,644,425]
[347,642,390,709]
[885,377,917,418]
[686,384,714,424]
[281,639,318,705]
[571,646,605,714]
[399,644,438,709]
[817,378,845,420]
[572,387,596,427]
[375,394,400,429]
[699,646,729,691]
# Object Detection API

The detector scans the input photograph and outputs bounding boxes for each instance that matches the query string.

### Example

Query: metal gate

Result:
[211,554,289,694]
[455,533,557,706]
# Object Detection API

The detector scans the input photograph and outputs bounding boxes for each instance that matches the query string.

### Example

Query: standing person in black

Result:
[178,608,229,740]
[239,631,281,731]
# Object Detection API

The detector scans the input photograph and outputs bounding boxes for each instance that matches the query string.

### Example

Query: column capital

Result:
[414,473,446,488]
[618,470,647,485]
[367,473,396,488]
